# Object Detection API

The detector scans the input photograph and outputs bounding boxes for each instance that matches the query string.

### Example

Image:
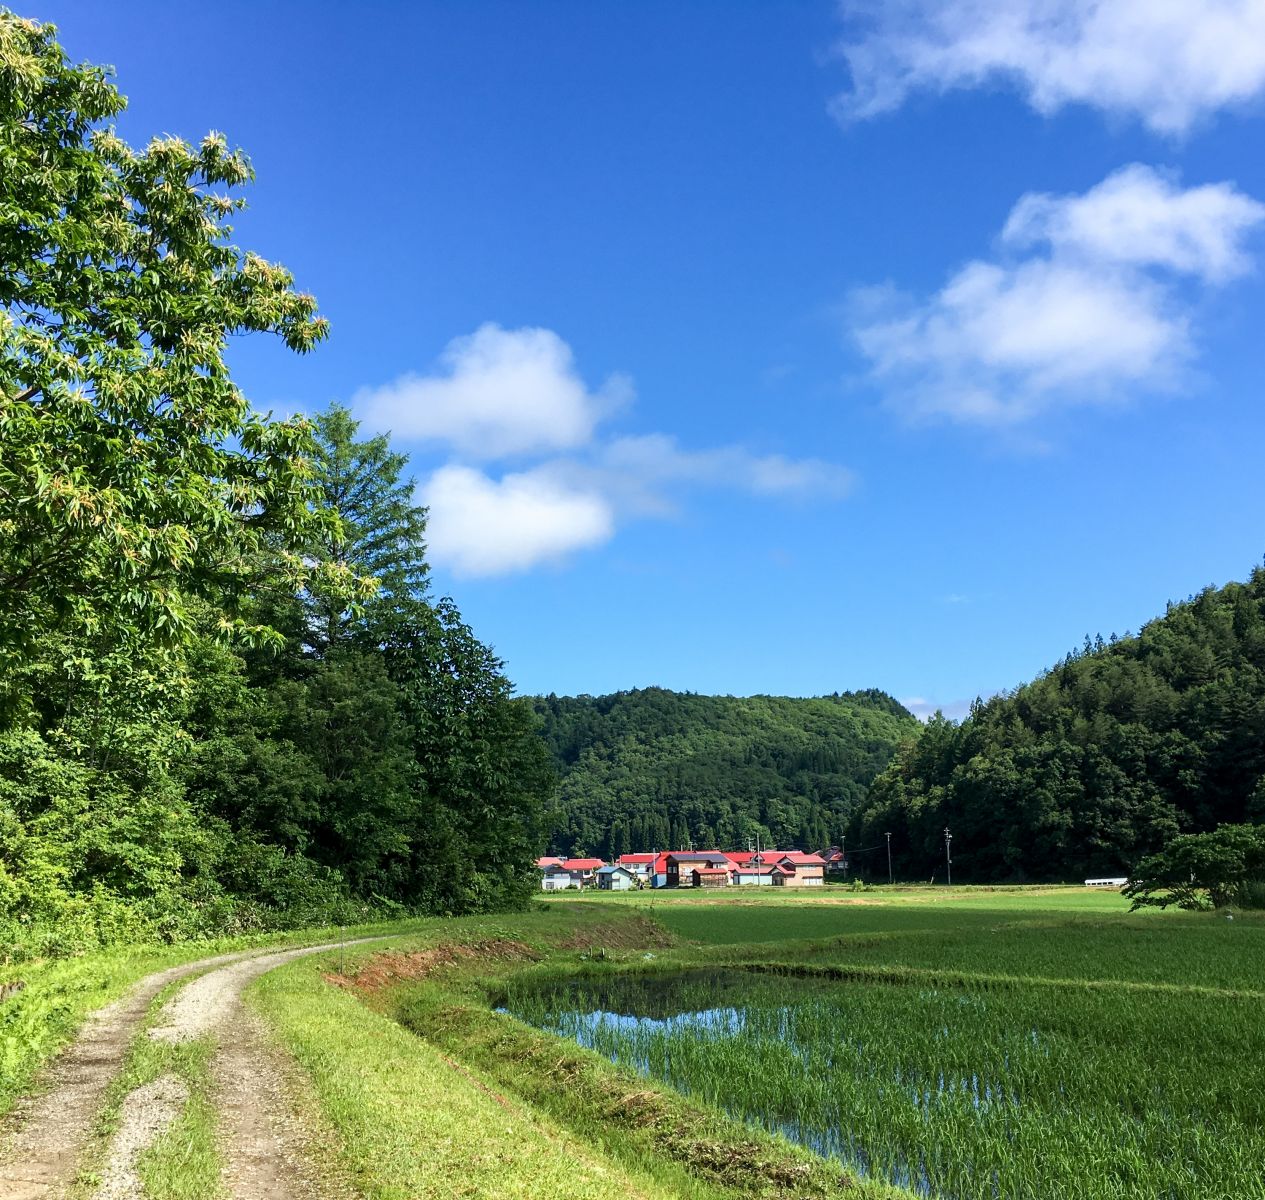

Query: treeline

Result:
[850,566,1265,882]
[534,688,917,857]
[0,19,549,959]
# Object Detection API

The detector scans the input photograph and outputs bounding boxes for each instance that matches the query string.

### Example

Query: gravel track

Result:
[0,937,382,1200]
[90,1075,188,1200]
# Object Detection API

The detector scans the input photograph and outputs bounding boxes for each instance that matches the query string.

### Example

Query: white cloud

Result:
[417,435,856,577]
[831,0,1265,135]
[355,323,631,459]
[420,464,614,577]
[357,326,858,576]
[851,166,1263,426]
[1003,165,1265,281]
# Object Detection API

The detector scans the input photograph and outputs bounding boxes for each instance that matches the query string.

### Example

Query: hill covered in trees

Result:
[850,566,1265,882]
[533,689,917,857]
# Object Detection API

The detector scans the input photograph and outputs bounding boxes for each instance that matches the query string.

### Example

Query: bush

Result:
[1124,824,1265,911]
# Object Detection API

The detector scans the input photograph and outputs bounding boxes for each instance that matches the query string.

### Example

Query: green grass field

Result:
[242,887,1263,1200]
[16,887,1260,1198]
[555,885,1265,989]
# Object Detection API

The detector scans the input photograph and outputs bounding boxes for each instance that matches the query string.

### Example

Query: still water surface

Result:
[498,969,948,1195]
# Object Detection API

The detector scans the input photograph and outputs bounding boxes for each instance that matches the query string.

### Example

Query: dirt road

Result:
[0,937,382,1200]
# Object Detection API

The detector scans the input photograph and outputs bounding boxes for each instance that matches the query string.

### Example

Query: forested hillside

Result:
[534,688,917,856]
[851,566,1265,882]
[0,19,549,959]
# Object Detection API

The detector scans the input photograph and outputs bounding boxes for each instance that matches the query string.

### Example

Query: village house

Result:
[650,851,672,888]
[616,853,657,883]
[596,864,638,890]
[561,857,606,887]
[540,863,574,890]
[818,847,847,876]
[690,866,730,888]
[731,862,778,886]
[773,851,826,886]
[725,850,827,886]
[665,851,731,887]
[539,847,828,891]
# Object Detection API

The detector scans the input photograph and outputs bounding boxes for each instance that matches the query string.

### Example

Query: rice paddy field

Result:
[501,888,1265,1200]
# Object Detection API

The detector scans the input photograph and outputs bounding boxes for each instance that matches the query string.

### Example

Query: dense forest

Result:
[0,19,550,959]
[850,566,1265,882]
[534,688,917,857]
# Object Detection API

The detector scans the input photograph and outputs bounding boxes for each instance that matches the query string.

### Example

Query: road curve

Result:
[0,937,383,1200]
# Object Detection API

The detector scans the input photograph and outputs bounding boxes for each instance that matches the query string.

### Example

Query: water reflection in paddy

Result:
[497,970,996,1197]
[495,967,1248,1200]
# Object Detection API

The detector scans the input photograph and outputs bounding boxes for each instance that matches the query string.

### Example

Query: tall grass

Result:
[504,968,1265,1200]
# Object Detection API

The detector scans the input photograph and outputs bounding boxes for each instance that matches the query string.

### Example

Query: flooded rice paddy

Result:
[499,967,1265,1199]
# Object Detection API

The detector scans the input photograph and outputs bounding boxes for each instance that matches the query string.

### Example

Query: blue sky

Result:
[41,1,1265,714]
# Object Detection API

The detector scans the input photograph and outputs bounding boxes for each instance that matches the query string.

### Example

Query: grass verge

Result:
[250,913,909,1200]
[251,952,687,1200]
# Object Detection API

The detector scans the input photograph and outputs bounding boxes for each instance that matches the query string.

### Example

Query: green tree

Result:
[533,688,915,857]
[384,600,553,913]
[0,14,354,670]
[1124,824,1265,910]
[282,407,554,913]
[300,404,429,655]
[852,565,1265,882]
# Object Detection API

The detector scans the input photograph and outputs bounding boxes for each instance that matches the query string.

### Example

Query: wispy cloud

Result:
[560,434,855,518]
[850,166,1265,427]
[830,0,1265,135]
[360,327,856,577]
[1003,165,1265,282]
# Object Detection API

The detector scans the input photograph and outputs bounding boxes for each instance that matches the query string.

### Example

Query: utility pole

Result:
[885,831,892,885]
[944,826,953,887]
[841,834,847,882]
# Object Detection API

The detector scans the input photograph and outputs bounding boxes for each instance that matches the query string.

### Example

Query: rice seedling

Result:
[502,966,1265,1200]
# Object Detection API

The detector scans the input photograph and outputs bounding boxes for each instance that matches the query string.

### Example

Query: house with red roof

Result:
[772,851,826,886]
[650,851,672,888]
[729,850,826,886]
[540,862,574,890]
[732,862,778,886]
[616,853,658,884]
[818,847,847,876]
[561,857,606,887]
